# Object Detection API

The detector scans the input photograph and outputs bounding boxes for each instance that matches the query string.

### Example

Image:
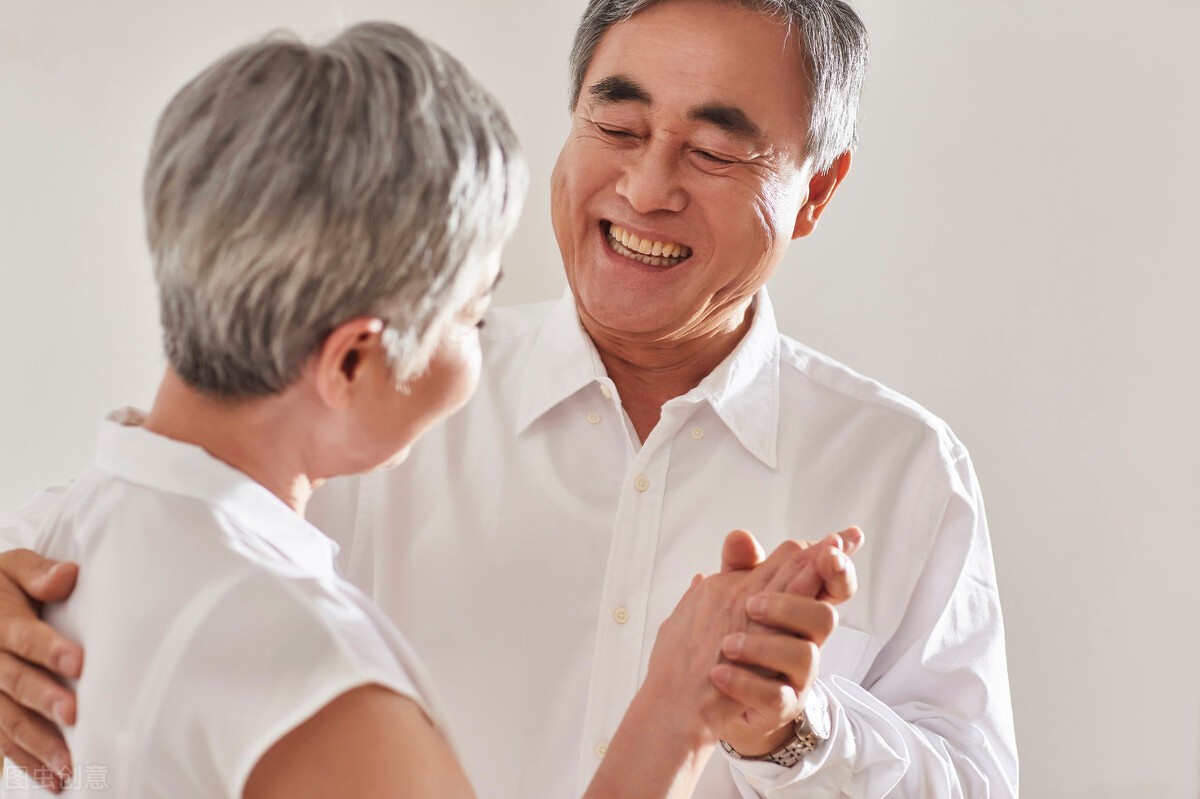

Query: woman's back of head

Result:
[144,22,527,399]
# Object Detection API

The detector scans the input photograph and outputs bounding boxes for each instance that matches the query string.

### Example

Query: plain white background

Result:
[2,1,1197,796]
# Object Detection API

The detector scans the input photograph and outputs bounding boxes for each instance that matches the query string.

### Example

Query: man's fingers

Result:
[710,663,800,727]
[0,733,65,793]
[746,593,839,647]
[836,526,865,557]
[0,552,79,605]
[0,694,72,787]
[29,562,79,605]
[762,531,851,596]
[781,562,822,599]
[721,632,819,691]
[0,653,76,726]
[720,530,766,574]
[805,545,858,605]
[0,617,83,681]
[778,542,859,605]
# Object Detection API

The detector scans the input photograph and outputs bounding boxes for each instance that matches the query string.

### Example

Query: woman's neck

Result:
[142,370,319,514]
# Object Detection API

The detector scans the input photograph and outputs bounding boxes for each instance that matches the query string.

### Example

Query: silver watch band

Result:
[719,688,830,768]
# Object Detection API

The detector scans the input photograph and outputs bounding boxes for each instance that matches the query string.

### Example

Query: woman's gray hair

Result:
[145,21,527,398]
[567,0,868,175]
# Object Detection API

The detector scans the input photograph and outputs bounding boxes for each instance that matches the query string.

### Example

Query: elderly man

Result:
[0,0,1016,797]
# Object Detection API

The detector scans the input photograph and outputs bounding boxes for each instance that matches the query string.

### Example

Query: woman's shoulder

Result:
[51,480,435,797]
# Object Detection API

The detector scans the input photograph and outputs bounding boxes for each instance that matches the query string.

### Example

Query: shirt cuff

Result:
[725,680,855,796]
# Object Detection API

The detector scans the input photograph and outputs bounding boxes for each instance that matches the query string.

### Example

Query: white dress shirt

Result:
[3,288,1017,798]
[0,414,446,797]
[304,289,1018,798]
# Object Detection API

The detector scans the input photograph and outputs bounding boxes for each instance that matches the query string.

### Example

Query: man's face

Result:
[551,0,815,340]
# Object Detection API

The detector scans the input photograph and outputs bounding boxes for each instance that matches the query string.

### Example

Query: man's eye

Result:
[694,149,736,165]
[597,124,634,138]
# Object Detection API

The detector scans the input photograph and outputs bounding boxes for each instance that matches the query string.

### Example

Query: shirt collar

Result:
[515,289,781,468]
[95,409,340,575]
[515,289,610,436]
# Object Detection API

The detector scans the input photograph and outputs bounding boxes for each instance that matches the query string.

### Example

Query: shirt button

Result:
[613,606,630,624]
[600,384,612,399]
[586,412,601,425]
[691,427,705,440]
[596,741,609,758]
[634,475,650,492]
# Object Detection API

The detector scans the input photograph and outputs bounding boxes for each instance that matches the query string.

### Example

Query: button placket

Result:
[574,419,681,795]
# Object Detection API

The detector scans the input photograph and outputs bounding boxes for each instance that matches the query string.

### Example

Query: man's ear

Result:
[312,317,385,409]
[792,151,852,240]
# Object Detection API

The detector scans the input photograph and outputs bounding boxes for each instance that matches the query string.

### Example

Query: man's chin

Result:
[575,283,686,338]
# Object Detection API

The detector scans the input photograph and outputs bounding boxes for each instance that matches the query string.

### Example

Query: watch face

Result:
[804,690,832,740]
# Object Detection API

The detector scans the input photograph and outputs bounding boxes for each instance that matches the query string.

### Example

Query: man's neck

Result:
[142,370,319,515]
[581,300,755,443]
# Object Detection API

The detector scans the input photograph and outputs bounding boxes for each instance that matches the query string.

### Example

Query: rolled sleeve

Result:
[726,451,1017,798]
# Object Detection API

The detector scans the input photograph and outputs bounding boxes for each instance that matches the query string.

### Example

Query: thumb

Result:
[31,561,79,603]
[720,529,765,573]
[0,551,79,604]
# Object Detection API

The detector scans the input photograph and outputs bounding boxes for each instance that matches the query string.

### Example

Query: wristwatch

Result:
[720,688,831,768]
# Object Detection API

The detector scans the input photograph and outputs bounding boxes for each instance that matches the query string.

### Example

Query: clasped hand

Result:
[643,527,863,759]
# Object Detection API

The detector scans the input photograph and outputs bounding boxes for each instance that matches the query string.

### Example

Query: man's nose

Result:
[615,142,687,215]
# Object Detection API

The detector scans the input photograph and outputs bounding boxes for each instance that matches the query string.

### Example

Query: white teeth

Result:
[606,229,691,266]
[607,223,690,261]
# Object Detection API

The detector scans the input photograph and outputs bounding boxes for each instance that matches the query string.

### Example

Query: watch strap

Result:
[720,688,830,768]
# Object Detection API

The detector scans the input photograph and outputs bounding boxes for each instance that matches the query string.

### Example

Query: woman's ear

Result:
[312,318,385,409]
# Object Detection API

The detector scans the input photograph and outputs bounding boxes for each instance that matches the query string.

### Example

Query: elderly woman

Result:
[1,21,859,799]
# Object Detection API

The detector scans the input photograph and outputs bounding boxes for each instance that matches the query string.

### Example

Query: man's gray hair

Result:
[567,0,868,174]
[145,21,527,398]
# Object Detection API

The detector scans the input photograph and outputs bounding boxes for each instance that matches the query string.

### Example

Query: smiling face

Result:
[551,0,821,341]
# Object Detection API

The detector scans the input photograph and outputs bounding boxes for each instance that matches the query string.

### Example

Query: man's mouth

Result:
[603,222,693,267]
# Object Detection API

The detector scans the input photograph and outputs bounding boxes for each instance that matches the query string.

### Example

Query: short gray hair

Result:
[145,21,527,398]
[567,0,868,174]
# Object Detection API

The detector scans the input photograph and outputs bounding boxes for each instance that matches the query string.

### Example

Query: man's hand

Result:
[0,550,83,793]
[711,529,863,757]
[639,533,860,747]
[638,541,840,745]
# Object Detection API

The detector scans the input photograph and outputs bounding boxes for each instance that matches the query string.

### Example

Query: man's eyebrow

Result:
[689,103,764,144]
[587,75,652,105]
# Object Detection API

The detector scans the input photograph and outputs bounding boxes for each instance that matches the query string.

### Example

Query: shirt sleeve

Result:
[726,449,1018,798]
[135,570,427,797]
[0,486,68,552]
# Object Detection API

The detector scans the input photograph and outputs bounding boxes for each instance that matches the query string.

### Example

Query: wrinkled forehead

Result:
[582,0,810,145]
